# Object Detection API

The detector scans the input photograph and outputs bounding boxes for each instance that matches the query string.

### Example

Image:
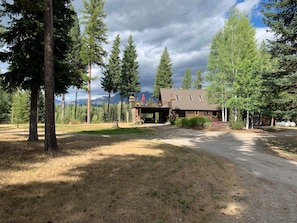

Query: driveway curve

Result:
[152,125,297,222]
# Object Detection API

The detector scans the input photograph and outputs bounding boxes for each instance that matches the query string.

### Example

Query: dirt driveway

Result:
[151,125,297,222]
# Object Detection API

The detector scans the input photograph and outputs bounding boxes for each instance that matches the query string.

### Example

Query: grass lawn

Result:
[0,124,248,222]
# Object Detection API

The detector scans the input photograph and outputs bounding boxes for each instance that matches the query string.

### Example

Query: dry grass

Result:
[0,124,245,223]
[262,127,297,162]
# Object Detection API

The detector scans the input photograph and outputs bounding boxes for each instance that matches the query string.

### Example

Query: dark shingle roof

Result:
[160,88,220,111]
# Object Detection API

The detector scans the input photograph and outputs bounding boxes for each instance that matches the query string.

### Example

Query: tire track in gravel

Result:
[151,125,297,223]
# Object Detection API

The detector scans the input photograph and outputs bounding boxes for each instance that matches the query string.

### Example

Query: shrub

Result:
[181,118,190,128]
[174,117,210,129]
[189,116,210,128]
[229,120,245,130]
[174,118,183,127]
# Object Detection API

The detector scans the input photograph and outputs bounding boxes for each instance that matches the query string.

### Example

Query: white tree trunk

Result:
[245,111,249,130]
[225,107,228,122]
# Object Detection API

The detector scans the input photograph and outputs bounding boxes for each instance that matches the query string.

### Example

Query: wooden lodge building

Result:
[132,88,221,123]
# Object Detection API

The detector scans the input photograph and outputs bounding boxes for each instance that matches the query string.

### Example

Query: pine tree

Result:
[0,0,77,142]
[81,0,108,124]
[120,35,140,99]
[44,0,58,151]
[101,34,121,121]
[258,42,279,125]
[67,4,86,122]
[153,47,173,99]
[67,3,86,88]
[0,87,11,123]
[262,0,297,121]
[118,35,140,121]
[181,68,192,89]
[11,90,30,127]
[193,68,203,89]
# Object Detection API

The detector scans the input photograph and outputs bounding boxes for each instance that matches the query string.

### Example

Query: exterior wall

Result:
[174,110,221,121]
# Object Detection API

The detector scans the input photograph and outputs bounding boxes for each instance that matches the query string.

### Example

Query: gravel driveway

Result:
[152,125,297,222]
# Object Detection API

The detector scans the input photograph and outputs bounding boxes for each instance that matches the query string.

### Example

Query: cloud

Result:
[255,27,275,43]
[67,0,267,100]
[235,0,261,16]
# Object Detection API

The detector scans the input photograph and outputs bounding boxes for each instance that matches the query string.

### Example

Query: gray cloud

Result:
[66,0,266,101]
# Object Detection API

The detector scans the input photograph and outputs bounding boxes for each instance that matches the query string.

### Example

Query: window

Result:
[188,95,193,101]
[177,111,185,117]
[198,95,203,101]
[175,94,180,101]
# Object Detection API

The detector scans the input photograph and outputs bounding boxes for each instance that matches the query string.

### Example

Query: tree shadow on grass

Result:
[155,126,297,222]
[0,130,154,172]
[0,135,243,223]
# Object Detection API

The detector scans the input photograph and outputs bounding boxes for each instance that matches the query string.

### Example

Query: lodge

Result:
[132,88,222,124]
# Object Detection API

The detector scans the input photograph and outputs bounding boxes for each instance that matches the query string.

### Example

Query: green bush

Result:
[229,120,245,130]
[181,118,190,128]
[174,117,210,129]
[174,118,183,127]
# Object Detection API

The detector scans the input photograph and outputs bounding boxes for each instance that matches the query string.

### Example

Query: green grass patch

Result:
[79,127,152,135]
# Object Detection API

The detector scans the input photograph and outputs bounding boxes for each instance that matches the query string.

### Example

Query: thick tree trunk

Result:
[107,92,111,121]
[271,117,275,126]
[74,88,78,120]
[61,94,65,123]
[87,63,91,124]
[28,87,39,142]
[44,0,58,152]
[120,98,124,122]
[112,121,119,128]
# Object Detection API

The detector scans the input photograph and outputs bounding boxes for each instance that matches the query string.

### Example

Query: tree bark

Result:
[74,87,78,120]
[87,63,91,124]
[28,87,39,142]
[245,111,249,130]
[61,94,65,123]
[112,121,119,128]
[44,0,57,152]
[107,92,111,121]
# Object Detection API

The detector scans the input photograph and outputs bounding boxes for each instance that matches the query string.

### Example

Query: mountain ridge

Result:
[55,91,154,106]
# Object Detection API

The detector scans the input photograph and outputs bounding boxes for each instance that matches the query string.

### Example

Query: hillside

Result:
[55,91,154,106]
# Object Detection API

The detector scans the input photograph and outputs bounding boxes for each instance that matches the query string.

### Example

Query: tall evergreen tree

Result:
[0,87,11,123]
[153,47,173,99]
[101,34,121,121]
[11,90,30,126]
[193,68,203,89]
[118,35,140,121]
[44,0,58,151]
[258,42,279,125]
[181,68,192,89]
[0,0,78,142]
[262,0,297,121]
[67,3,86,122]
[120,35,140,99]
[81,0,108,124]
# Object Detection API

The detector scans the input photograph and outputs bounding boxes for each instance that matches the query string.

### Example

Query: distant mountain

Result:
[56,91,154,106]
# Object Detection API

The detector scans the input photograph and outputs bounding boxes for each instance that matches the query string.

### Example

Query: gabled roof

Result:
[160,88,220,111]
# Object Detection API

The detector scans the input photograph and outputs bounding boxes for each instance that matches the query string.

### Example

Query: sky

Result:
[10,0,276,101]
